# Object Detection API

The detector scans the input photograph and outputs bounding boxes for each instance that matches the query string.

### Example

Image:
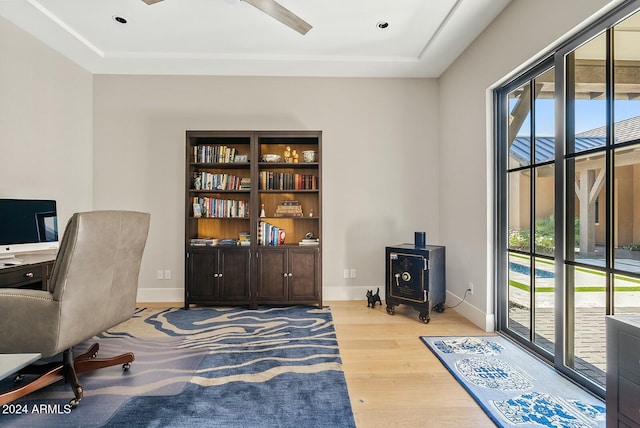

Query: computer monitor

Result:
[0,199,59,258]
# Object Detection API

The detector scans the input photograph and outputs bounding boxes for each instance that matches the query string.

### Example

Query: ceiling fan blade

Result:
[141,0,165,4]
[242,0,312,35]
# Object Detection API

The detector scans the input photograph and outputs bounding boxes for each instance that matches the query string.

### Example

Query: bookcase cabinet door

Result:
[288,248,320,301]
[257,248,288,301]
[256,247,319,304]
[187,251,218,302]
[219,248,251,302]
[186,248,250,307]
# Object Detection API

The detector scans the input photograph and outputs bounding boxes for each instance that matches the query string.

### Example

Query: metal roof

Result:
[510,115,640,166]
[577,115,640,142]
[510,136,606,165]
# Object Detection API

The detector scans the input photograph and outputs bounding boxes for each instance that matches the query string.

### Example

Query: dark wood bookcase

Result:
[185,130,322,309]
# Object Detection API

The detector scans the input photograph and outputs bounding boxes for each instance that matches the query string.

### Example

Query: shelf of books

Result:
[185,130,321,308]
[257,133,320,248]
[188,218,251,247]
[257,194,319,246]
[186,133,252,248]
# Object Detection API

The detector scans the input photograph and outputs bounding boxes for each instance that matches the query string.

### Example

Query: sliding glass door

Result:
[496,2,640,397]
[503,65,556,356]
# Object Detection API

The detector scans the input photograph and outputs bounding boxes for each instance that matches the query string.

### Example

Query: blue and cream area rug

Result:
[421,336,606,428]
[0,306,355,428]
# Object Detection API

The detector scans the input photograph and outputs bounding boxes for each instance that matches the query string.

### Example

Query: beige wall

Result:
[0,16,93,224]
[536,166,555,221]
[615,165,638,247]
[1,10,439,304]
[0,0,625,328]
[438,0,619,329]
[92,75,439,301]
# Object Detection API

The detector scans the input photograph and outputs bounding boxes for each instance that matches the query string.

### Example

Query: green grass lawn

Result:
[509,279,640,293]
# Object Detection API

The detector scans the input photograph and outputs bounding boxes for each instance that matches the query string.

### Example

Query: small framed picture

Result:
[234,154,248,163]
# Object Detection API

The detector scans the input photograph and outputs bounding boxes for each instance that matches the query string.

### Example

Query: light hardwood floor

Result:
[141,300,496,427]
[328,300,495,428]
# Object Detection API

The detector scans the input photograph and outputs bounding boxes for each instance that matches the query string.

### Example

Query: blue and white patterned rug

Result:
[421,336,606,428]
[0,306,355,428]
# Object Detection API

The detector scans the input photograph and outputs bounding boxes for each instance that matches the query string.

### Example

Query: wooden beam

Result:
[588,168,606,204]
[508,83,543,146]
[532,59,640,99]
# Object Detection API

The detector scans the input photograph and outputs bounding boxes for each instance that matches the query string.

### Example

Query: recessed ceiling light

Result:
[377,21,389,29]
[113,16,127,24]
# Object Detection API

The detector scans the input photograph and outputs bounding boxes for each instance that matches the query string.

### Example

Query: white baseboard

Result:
[446,291,495,332]
[135,286,495,332]
[323,285,375,301]
[137,286,372,305]
[137,287,184,305]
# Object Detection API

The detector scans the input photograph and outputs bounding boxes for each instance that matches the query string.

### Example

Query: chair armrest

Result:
[0,289,61,356]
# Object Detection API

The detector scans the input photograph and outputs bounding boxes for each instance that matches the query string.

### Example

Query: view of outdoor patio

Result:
[507,248,640,386]
[499,8,640,394]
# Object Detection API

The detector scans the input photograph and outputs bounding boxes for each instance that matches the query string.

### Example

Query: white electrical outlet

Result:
[157,270,164,280]
[350,269,356,278]
[343,269,349,279]
[164,269,171,280]
[468,282,474,295]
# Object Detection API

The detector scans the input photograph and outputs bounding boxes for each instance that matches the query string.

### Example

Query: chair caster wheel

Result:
[69,398,80,409]
[419,314,430,323]
[123,363,131,371]
[14,374,24,383]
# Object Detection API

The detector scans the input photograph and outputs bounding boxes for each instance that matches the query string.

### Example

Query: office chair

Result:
[0,210,150,407]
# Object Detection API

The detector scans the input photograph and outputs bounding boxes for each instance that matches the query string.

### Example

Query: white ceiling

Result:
[0,0,511,77]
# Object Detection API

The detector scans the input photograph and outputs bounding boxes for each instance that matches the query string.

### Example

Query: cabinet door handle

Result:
[218,273,223,278]
[213,273,219,278]
[288,273,293,277]
[25,272,34,278]
[283,273,288,278]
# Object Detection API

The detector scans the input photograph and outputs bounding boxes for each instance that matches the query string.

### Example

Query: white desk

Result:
[0,253,56,290]
[0,353,41,380]
[0,252,56,270]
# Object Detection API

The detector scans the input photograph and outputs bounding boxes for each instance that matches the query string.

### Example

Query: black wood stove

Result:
[385,242,445,323]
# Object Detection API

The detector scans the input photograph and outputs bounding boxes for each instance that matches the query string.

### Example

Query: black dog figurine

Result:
[366,287,382,308]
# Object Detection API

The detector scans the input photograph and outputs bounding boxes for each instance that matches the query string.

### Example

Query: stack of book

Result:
[190,238,219,247]
[219,239,238,246]
[274,200,303,217]
[238,232,250,246]
[298,238,319,246]
[240,177,251,190]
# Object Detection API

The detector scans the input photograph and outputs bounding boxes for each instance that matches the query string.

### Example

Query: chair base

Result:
[0,343,134,407]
